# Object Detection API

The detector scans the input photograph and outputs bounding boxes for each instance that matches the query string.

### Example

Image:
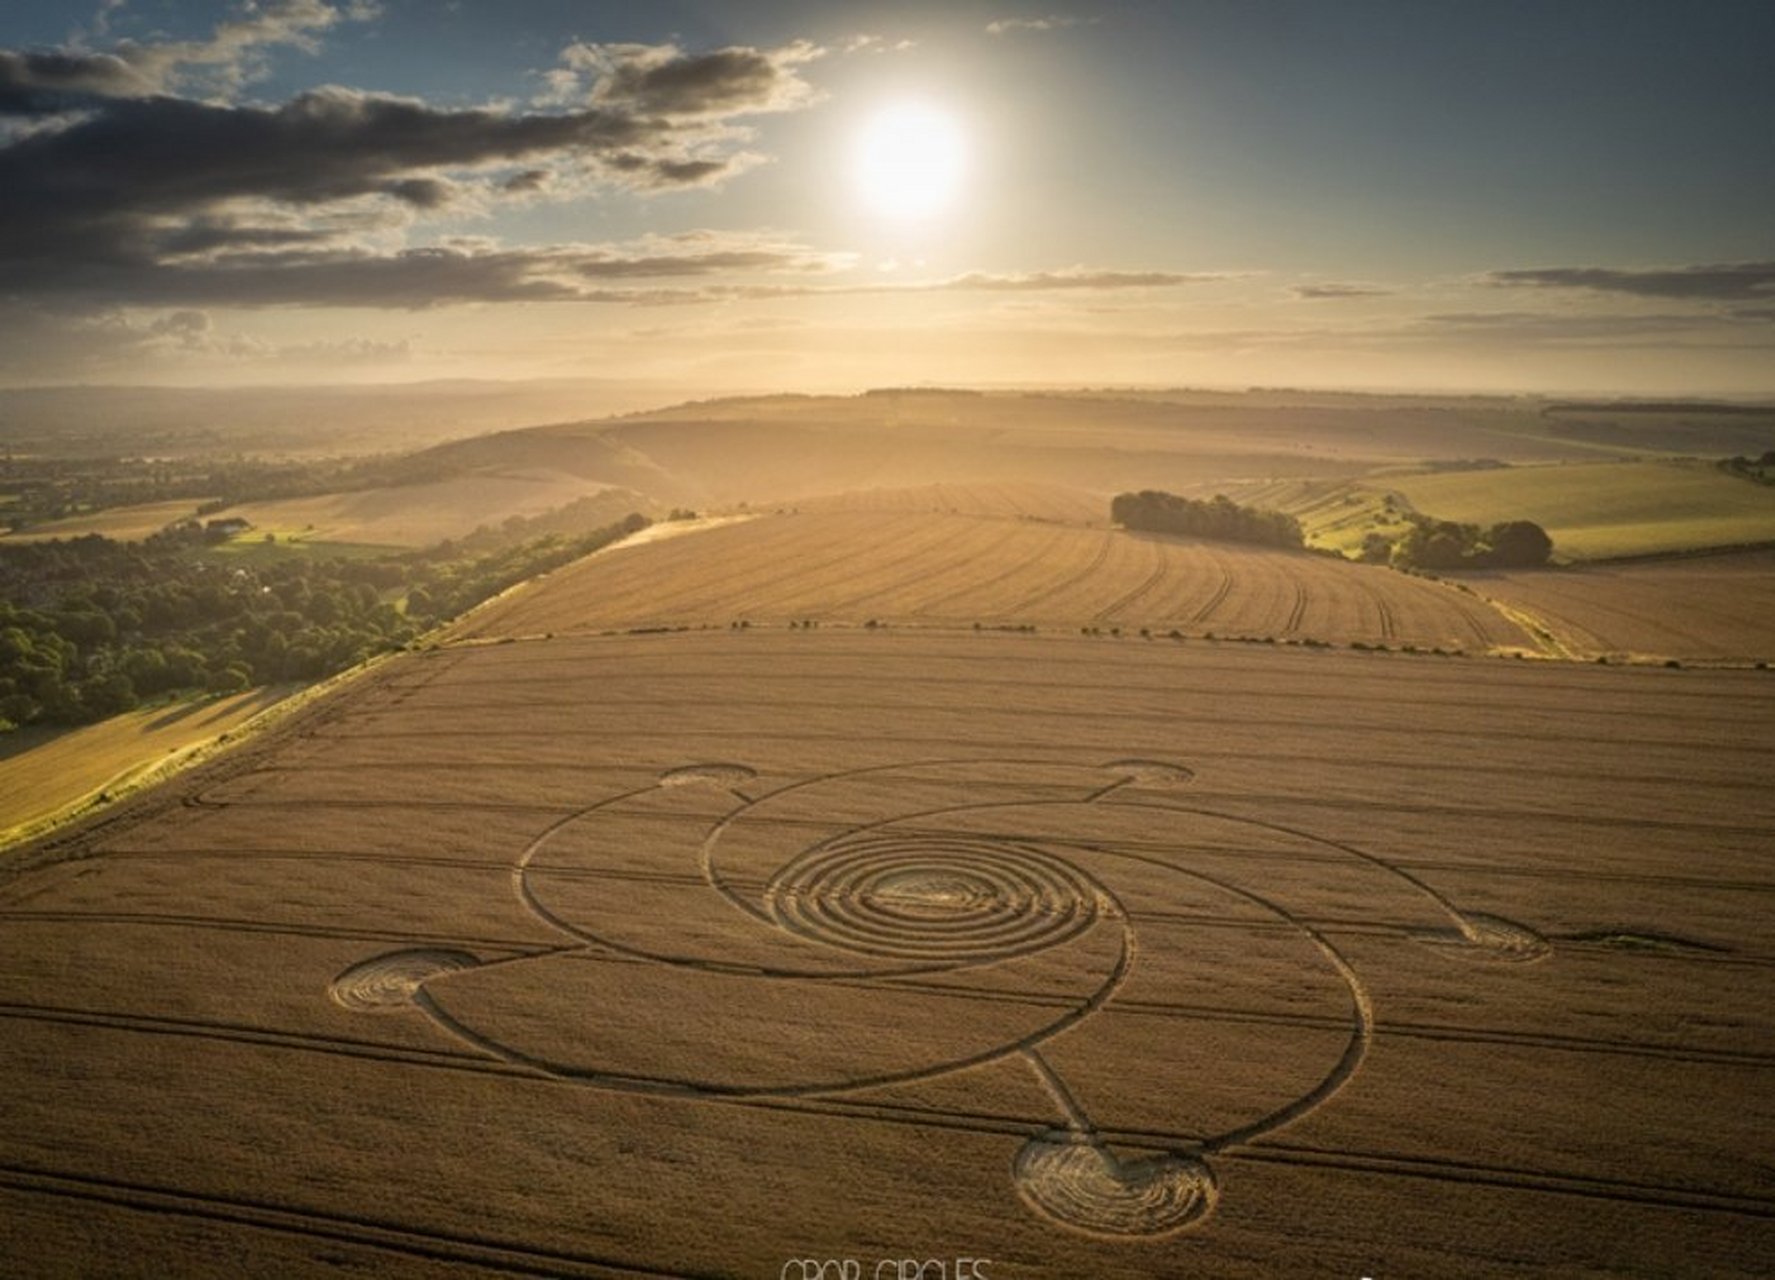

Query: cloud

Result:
[985,15,1096,36]
[919,268,1224,292]
[0,0,365,112]
[841,34,917,55]
[556,39,822,118]
[0,300,415,378]
[1485,261,1775,301]
[0,229,853,310]
[0,25,830,309]
[1420,309,1775,345]
[1291,282,1393,299]
[568,266,1228,308]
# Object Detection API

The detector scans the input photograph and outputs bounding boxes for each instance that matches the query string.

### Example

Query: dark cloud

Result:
[559,40,821,118]
[1486,261,1775,300]
[0,0,357,113]
[0,235,852,310]
[0,31,822,307]
[1291,282,1392,299]
[0,48,154,112]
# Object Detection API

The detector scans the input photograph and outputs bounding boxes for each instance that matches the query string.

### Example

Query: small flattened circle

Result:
[659,763,758,788]
[330,949,480,1013]
[1014,1131,1218,1237]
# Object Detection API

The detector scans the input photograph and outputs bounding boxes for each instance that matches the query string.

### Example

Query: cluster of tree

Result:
[1111,490,1304,549]
[1370,516,1554,570]
[1719,451,1775,485]
[0,512,646,731]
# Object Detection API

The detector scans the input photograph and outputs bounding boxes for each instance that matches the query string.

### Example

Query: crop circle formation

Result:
[763,832,1103,963]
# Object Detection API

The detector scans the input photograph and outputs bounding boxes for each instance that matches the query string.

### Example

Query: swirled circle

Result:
[763,832,1105,962]
[1014,1131,1218,1237]
[329,949,479,1012]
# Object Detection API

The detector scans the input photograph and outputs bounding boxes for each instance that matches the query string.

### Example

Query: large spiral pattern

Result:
[762,832,1106,963]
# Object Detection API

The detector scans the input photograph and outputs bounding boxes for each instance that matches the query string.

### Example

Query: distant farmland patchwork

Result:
[1,629,1770,1276]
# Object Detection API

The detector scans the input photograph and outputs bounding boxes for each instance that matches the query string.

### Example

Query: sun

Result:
[853,102,967,220]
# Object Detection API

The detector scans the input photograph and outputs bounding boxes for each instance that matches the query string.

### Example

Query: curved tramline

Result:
[462,507,1534,652]
[1,624,1769,1276]
[1472,551,1775,664]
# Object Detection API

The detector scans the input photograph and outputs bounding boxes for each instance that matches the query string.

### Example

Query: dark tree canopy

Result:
[1112,491,1304,550]
[1392,516,1554,569]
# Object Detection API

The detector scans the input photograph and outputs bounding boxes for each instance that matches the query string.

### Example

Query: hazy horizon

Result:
[3,0,1773,397]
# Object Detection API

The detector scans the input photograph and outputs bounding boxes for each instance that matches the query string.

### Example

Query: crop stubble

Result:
[0,622,1770,1276]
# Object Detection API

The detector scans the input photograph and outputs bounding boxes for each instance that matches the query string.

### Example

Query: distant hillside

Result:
[407,388,1624,510]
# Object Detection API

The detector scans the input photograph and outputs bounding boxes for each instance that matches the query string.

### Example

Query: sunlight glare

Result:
[853,102,967,220]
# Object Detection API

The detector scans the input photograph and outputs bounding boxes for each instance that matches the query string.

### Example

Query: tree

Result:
[1482,520,1553,567]
[82,672,138,717]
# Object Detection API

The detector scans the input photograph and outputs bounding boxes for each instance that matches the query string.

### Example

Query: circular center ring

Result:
[763,832,1104,962]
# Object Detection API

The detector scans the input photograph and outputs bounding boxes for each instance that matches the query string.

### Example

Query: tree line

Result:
[0,512,646,731]
[1111,490,1305,549]
[1367,516,1553,569]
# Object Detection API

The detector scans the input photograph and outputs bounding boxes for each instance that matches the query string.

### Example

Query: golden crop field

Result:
[1475,550,1775,663]
[463,506,1531,654]
[1,626,1770,1276]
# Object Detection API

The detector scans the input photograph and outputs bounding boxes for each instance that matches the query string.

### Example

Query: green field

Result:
[0,686,293,841]
[1384,460,1775,560]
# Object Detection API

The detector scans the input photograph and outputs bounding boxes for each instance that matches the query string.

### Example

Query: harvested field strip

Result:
[416,631,1767,705]
[1190,547,1234,624]
[996,531,1114,615]
[330,664,1775,731]
[1472,551,1775,662]
[308,717,1775,764]
[913,525,1077,617]
[1093,538,1171,622]
[460,511,1533,653]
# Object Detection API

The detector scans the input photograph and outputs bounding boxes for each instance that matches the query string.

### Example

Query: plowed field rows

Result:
[466,510,1531,652]
[2,628,1770,1276]
[1477,551,1775,663]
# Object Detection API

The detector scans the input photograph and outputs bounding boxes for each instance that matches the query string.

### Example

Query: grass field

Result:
[1384,460,1775,560]
[0,627,1769,1275]
[0,498,215,544]
[0,687,292,840]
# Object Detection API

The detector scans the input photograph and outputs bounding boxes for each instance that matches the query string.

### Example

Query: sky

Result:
[1,0,1772,395]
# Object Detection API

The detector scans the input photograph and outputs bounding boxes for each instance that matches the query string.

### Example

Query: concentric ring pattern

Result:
[762,831,1104,962]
